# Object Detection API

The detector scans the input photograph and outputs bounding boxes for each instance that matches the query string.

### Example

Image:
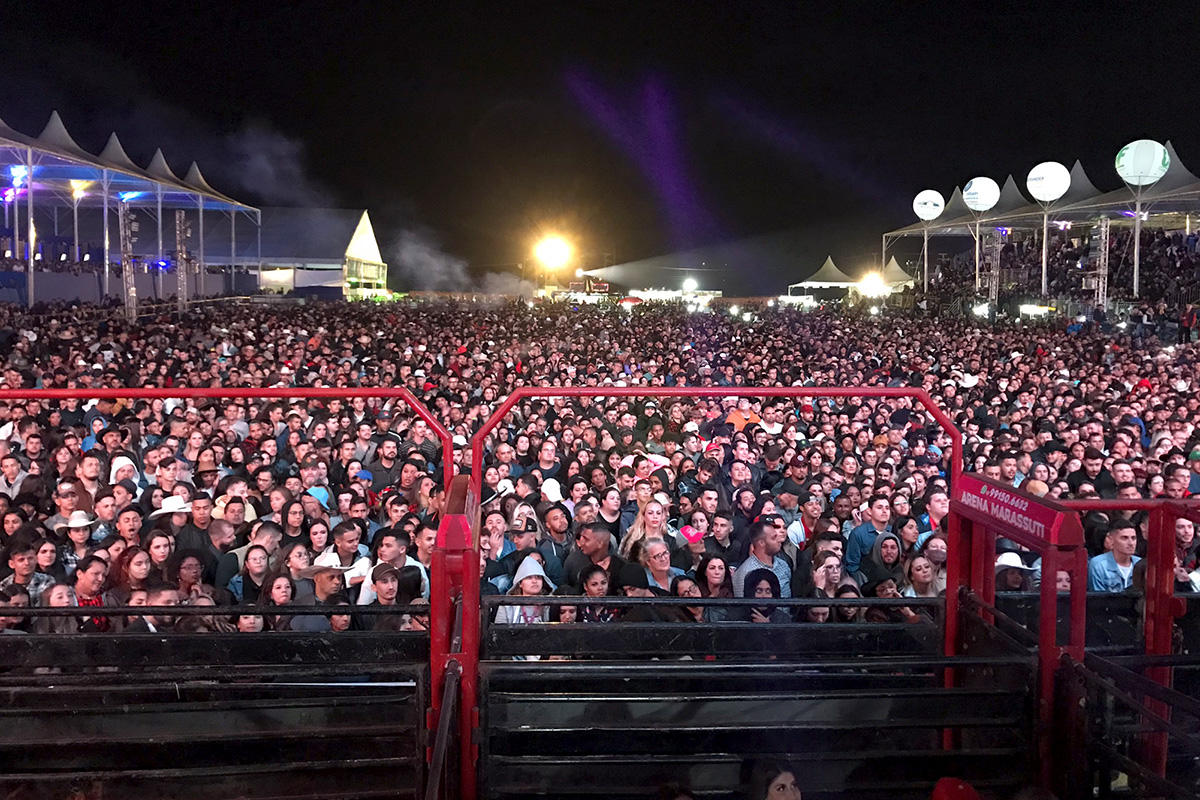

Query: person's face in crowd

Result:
[584,570,609,597]
[1177,518,1196,549]
[643,502,665,530]
[544,508,569,535]
[335,527,362,557]
[1056,570,1072,592]
[313,570,343,598]
[1084,455,1103,477]
[37,541,57,570]
[1165,479,1187,500]
[645,541,671,572]
[286,546,311,573]
[224,501,246,527]
[898,518,920,547]
[377,534,406,564]
[1111,528,1138,558]
[56,483,78,513]
[923,538,947,565]
[909,556,933,587]
[879,537,900,566]
[128,551,152,583]
[8,548,34,579]
[286,503,305,531]
[518,572,544,596]
[45,584,72,608]
[868,498,891,527]
[238,614,264,632]
[416,528,437,560]
[1000,567,1026,591]
[752,579,775,601]
[76,561,107,597]
[309,523,330,552]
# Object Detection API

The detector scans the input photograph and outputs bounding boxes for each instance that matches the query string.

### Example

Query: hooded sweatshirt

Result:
[494,555,550,625]
[855,532,905,588]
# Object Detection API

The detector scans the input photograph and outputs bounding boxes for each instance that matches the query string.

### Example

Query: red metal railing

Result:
[1059,498,1200,777]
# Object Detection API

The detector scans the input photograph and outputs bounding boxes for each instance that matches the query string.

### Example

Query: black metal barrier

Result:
[1058,653,1200,800]
[0,604,431,800]
[476,596,1036,800]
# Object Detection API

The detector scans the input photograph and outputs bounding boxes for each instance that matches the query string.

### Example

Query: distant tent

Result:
[790,256,857,291]
[881,256,915,286]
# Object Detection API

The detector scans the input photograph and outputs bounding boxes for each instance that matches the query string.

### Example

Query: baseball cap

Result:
[371,563,400,583]
[679,525,704,544]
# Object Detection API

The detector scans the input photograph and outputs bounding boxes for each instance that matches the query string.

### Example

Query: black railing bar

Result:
[1069,661,1200,756]
[0,668,425,685]
[424,662,461,800]
[483,596,944,607]
[1084,652,1200,723]
[3,756,414,782]
[960,591,1040,647]
[1091,743,1199,800]
[484,655,1035,673]
[1108,653,1200,668]
[1,603,429,618]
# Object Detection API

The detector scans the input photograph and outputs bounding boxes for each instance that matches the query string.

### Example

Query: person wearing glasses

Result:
[641,538,683,594]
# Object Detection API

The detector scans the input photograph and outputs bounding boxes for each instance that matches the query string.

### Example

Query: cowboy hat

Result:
[150,495,193,518]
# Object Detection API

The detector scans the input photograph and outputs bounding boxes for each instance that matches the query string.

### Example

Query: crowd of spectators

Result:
[0,296,1195,637]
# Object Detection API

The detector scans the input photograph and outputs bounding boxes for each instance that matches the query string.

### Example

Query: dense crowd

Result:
[0,297,1197,637]
[930,225,1200,312]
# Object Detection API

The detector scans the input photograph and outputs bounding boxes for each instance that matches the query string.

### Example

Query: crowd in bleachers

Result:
[0,298,1195,636]
[929,225,1200,310]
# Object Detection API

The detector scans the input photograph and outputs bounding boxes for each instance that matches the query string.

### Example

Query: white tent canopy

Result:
[881,256,915,286]
[789,256,858,290]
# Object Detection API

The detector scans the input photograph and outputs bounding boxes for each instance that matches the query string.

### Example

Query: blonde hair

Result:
[619,500,666,559]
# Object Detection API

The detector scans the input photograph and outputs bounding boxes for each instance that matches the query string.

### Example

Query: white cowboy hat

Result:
[150,495,193,518]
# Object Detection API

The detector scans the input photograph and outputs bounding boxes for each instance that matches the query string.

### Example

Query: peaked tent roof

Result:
[881,256,915,285]
[0,109,255,211]
[791,256,858,288]
[203,208,379,265]
[146,149,180,182]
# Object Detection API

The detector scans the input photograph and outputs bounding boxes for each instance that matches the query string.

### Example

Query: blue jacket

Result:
[1087,552,1140,592]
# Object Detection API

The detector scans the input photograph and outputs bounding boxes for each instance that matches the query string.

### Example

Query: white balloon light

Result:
[1115,139,1170,187]
[912,189,946,221]
[963,177,1000,213]
[1026,162,1071,203]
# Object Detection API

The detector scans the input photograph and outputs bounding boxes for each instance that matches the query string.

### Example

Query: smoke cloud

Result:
[389,229,535,295]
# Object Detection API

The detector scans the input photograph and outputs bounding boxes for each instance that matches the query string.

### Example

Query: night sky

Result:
[4,3,1199,292]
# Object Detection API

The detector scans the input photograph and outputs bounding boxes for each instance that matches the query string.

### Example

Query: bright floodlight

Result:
[858,272,889,298]
[534,235,572,269]
[682,277,698,293]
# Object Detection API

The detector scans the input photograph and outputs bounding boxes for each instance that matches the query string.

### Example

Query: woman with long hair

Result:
[620,500,670,562]
[902,555,939,598]
[35,538,65,583]
[279,499,308,545]
[670,575,705,623]
[744,760,802,800]
[833,583,866,623]
[105,547,153,605]
[272,540,316,603]
[307,519,331,560]
[262,487,293,525]
[261,574,297,631]
[144,531,174,582]
[892,514,922,565]
[696,554,734,599]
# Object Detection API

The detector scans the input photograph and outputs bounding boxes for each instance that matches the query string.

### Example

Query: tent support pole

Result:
[1133,196,1142,298]
[25,147,34,307]
[156,188,164,261]
[881,234,887,269]
[1041,210,1049,296]
[198,196,205,299]
[230,210,237,295]
[102,170,111,299]
[974,220,981,292]
[922,226,930,294]
[256,209,262,291]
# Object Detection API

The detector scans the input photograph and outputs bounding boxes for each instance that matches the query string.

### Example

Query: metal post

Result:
[25,147,34,307]
[175,210,189,312]
[102,170,111,298]
[1097,219,1110,311]
[156,187,164,262]
[1133,196,1142,298]
[198,196,205,298]
[256,209,263,291]
[72,193,80,262]
[1041,210,1049,296]
[118,200,137,323]
[1141,507,1175,776]
[922,226,930,293]
[974,219,981,292]
[230,211,236,295]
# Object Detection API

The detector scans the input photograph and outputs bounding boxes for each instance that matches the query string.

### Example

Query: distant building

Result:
[205,207,389,299]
